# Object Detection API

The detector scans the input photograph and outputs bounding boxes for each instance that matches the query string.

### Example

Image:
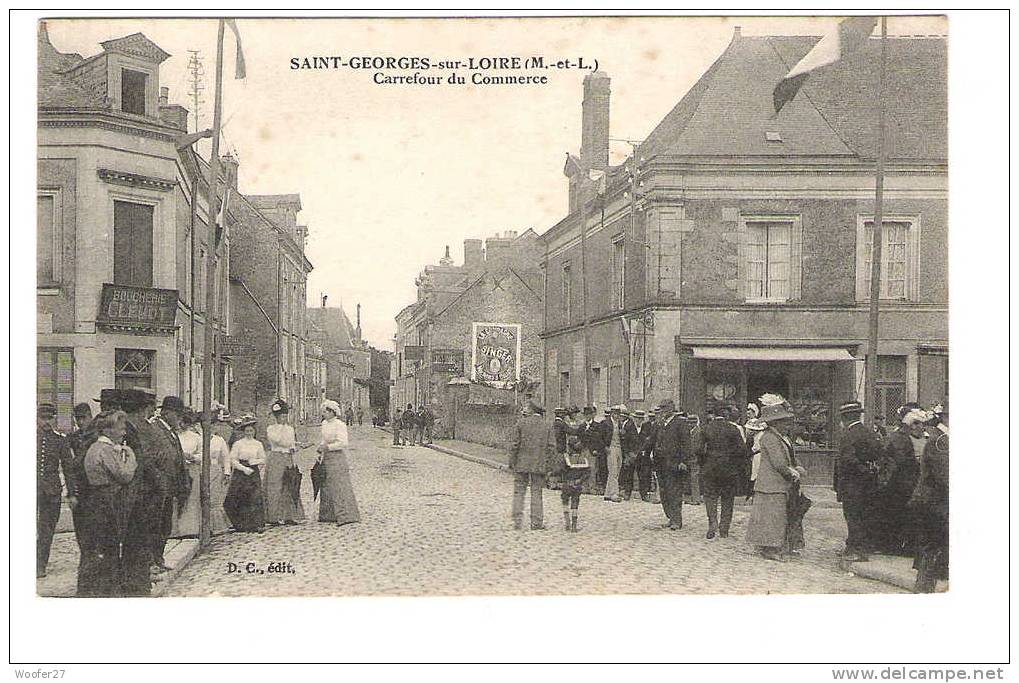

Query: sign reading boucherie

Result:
[96,283,178,330]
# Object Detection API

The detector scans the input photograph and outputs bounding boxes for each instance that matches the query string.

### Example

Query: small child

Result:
[555,431,589,532]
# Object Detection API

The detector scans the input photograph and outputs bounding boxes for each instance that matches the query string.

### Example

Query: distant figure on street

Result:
[509,401,554,530]
[37,402,75,578]
[356,406,364,426]
[419,405,435,444]
[392,407,403,446]
[402,404,418,445]
[344,405,355,426]
[835,401,881,562]
[652,399,690,530]
[317,400,361,527]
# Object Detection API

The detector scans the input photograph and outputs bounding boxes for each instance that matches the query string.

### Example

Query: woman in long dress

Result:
[746,399,801,562]
[264,398,306,526]
[317,400,360,526]
[223,416,266,533]
[171,410,202,537]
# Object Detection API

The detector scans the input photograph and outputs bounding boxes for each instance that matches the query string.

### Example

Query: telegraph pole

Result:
[187,50,205,134]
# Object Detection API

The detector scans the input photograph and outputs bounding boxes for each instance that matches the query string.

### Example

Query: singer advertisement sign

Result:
[470,322,521,387]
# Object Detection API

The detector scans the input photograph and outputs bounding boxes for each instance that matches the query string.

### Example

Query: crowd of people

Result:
[36,391,363,597]
[507,393,949,592]
[390,403,436,446]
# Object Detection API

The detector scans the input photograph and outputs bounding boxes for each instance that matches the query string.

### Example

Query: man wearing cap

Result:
[652,399,691,530]
[509,401,555,530]
[693,405,747,539]
[148,395,189,572]
[603,405,638,502]
[578,406,606,494]
[37,403,75,578]
[836,401,882,562]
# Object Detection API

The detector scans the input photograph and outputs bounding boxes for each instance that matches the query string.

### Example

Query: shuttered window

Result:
[38,349,74,433]
[113,200,154,287]
[121,69,147,115]
[857,219,919,301]
[37,194,56,284]
[746,221,792,301]
[611,237,625,310]
[561,263,572,324]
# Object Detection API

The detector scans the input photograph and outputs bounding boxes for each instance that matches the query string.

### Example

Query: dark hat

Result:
[566,406,580,416]
[270,398,290,414]
[73,402,94,418]
[632,410,647,418]
[120,389,150,411]
[582,405,596,415]
[407,403,414,410]
[129,387,157,406]
[234,414,259,430]
[657,399,676,412]
[838,401,864,417]
[95,388,124,406]
[38,402,57,418]
[554,407,567,417]
[159,395,187,413]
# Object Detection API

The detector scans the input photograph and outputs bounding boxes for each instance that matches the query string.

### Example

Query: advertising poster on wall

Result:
[471,322,521,387]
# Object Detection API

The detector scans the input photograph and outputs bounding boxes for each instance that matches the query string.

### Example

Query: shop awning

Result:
[690,347,856,362]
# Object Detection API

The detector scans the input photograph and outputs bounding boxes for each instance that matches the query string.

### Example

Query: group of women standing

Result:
[218,398,361,534]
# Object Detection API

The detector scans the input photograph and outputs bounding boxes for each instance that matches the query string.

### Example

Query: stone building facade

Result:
[307,303,371,415]
[541,30,947,478]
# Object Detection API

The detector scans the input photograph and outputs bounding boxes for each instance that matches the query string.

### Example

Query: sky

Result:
[46,15,946,349]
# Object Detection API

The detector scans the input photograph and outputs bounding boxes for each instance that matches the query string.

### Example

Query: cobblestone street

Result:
[164,426,898,597]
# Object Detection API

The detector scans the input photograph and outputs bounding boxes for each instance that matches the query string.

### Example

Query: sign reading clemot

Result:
[96,283,178,331]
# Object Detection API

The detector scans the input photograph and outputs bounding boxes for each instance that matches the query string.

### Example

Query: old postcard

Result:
[32,13,954,606]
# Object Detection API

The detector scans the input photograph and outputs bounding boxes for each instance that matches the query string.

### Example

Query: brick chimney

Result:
[464,239,483,268]
[157,86,189,131]
[580,71,610,171]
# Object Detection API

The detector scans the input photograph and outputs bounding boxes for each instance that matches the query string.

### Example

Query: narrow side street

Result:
[164,426,898,597]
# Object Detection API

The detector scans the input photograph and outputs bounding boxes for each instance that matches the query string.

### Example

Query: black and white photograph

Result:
[12,8,1011,671]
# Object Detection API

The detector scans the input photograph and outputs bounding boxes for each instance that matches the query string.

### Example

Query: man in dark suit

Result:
[120,390,162,596]
[836,401,881,561]
[636,410,658,501]
[37,402,75,578]
[552,407,578,455]
[604,405,639,502]
[652,399,690,530]
[693,406,746,539]
[148,395,188,573]
[578,406,607,494]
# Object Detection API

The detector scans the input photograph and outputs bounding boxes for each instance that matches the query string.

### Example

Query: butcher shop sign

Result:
[96,283,178,332]
[471,322,521,387]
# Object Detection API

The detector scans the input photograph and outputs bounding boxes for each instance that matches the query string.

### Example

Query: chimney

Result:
[321,293,328,308]
[221,153,239,190]
[439,244,453,266]
[733,25,742,39]
[464,239,483,268]
[356,304,362,341]
[157,87,189,131]
[485,234,512,263]
[580,71,610,171]
[159,87,169,106]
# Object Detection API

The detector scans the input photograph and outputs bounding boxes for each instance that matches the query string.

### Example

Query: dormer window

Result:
[121,69,147,115]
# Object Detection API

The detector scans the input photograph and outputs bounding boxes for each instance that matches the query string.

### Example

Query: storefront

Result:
[681,346,859,484]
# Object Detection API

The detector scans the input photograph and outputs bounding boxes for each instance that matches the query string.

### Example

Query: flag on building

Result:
[225,18,246,79]
[773,16,878,112]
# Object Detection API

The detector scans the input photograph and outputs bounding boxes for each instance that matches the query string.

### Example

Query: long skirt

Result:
[223,466,265,532]
[746,491,788,548]
[210,468,231,534]
[264,453,306,524]
[318,451,360,525]
[171,463,202,537]
[80,486,127,597]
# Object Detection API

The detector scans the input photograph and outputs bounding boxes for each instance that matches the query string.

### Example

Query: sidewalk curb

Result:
[426,443,509,471]
[844,557,917,592]
[152,539,200,597]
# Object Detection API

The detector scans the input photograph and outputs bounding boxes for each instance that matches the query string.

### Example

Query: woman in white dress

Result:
[264,398,306,525]
[317,400,360,526]
[223,416,267,532]
[171,410,202,537]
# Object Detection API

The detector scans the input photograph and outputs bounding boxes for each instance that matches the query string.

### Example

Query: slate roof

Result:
[307,306,358,350]
[640,33,946,161]
[37,23,108,109]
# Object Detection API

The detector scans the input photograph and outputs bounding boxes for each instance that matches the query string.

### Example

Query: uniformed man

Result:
[149,395,188,574]
[66,403,97,553]
[693,406,746,539]
[836,401,881,562]
[652,399,691,530]
[37,402,75,578]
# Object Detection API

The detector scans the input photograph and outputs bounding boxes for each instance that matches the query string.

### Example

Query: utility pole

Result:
[187,50,205,134]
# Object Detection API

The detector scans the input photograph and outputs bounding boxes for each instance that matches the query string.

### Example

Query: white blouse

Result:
[229,437,266,471]
[267,423,297,454]
[178,429,202,464]
[211,433,231,475]
[320,417,349,452]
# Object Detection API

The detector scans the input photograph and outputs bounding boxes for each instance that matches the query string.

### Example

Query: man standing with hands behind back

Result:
[652,399,690,530]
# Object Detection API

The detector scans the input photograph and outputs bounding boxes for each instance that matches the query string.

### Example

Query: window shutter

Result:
[37,195,55,284]
[114,201,154,287]
[855,219,869,301]
[789,217,802,300]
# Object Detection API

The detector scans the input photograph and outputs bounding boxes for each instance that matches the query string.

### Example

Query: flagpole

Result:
[199,18,226,549]
[864,17,888,427]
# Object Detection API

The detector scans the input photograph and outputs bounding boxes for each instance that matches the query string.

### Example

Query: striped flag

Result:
[773,16,878,112]
[225,19,246,79]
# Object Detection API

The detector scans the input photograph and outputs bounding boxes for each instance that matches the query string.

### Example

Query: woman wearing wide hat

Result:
[223,415,267,532]
[316,400,361,526]
[264,398,306,526]
[746,397,804,561]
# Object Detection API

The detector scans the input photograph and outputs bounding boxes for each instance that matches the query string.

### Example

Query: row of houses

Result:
[36,24,384,428]
[391,28,948,466]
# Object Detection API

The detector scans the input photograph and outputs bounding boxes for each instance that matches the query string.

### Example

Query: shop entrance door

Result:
[747,365,789,406]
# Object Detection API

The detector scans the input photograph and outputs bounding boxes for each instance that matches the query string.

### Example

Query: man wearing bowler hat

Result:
[836,400,881,561]
[578,406,607,494]
[149,395,189,573]
[652,399,691,530]
[37,402,75,578]
[119,389,161,594]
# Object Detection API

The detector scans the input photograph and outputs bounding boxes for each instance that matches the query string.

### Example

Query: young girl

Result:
[554,412,589,532]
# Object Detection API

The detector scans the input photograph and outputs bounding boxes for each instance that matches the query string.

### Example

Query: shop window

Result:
[611,236,625,310]
[113,200,154,287]
[115,348,155,390]
[38,348,74,433]
[875,355,907,424]
[561,263,572,323]
[856,217,920,301]
[121,69,148,116]
[743,216,802,302]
